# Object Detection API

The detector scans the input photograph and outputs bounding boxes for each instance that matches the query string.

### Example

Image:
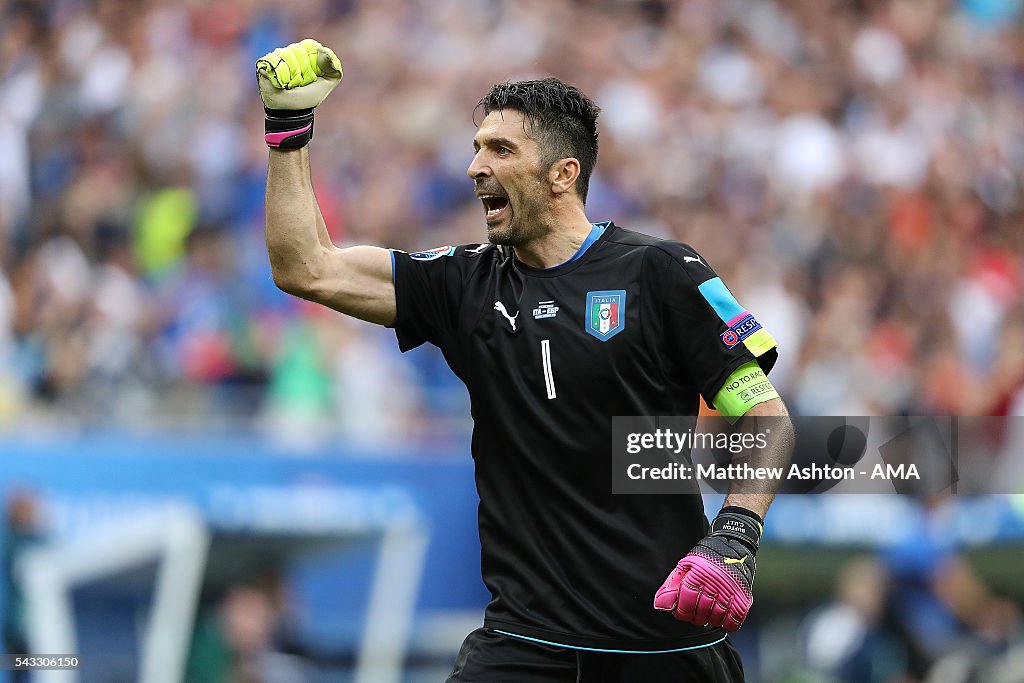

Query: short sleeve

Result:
[391,246,463,353]
[648,244,778,406]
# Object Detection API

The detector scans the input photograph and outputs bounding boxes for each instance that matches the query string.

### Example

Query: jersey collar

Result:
[513,221,615,278]
[551,221,608,268]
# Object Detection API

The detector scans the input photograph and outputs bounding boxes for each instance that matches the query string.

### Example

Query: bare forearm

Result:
[305,154,336,252]
[313,197,334,251]
[264,147,396,325]
[722,398,795,519]
[266,147,329,289]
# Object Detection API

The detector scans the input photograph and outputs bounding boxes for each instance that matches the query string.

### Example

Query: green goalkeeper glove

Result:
[255,38,343,149]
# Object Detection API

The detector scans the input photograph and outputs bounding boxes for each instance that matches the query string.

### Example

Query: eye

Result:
[497,146,511,156]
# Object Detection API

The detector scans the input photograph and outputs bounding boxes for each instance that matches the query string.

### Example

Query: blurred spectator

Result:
[0,263,19,420]
[2,490,43,683]
[0,0,1022,438]
[881,496,1021,680]
[186,580,310,683]
[800,556,908,683]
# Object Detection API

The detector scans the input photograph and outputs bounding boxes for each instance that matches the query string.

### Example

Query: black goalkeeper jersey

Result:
[391,222,778,651]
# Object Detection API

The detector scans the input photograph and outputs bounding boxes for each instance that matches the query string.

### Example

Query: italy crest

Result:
[585,290,626,341]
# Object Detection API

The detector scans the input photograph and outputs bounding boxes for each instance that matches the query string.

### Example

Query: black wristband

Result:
[711,506,763,552]
[264,107,315,149]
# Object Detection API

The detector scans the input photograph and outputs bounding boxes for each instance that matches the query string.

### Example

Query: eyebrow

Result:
[473,136,519,152]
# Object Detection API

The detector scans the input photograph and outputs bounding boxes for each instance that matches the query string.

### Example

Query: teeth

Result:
[481,194,505,218]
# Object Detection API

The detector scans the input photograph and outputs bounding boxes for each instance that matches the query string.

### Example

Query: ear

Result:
[549,158,581,196]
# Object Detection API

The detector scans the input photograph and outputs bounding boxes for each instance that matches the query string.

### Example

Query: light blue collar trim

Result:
[547,221,608,269]
[493,629,726,654]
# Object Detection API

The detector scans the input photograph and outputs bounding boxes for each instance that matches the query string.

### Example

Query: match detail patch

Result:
[409,246,456,261]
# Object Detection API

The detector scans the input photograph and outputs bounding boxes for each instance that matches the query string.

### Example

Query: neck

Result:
[512,205,594,269]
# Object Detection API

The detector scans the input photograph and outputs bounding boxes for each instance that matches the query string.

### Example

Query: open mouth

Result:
[479,194,510,222]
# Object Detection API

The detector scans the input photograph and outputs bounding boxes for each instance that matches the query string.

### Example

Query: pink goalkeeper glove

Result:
[653,507,762,632]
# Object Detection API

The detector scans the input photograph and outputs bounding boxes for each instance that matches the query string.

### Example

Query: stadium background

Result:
[1,0,1024,681]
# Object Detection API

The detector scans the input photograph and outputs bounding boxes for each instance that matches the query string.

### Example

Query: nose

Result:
[467,151,489,180]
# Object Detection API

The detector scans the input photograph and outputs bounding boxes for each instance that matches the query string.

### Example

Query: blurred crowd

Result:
[782,497,1023,683]
[1,0,1023,436]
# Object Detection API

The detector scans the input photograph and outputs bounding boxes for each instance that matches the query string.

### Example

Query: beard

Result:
[484,173,549,246]
[487,211,548,246]
[487,211,537,246]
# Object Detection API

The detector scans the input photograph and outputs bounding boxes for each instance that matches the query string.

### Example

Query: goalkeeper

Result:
[258,40,794,682]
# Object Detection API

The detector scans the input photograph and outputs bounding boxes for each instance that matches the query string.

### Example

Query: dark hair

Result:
[478,78,600,204]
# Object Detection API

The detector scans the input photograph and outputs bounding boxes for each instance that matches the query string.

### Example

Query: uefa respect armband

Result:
[712,361,779,422]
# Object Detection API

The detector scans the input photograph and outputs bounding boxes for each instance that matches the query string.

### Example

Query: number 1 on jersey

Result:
[541,339,556,399]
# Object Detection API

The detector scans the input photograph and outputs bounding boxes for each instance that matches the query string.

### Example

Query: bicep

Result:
[742,396,789,417]
[302,245,397,325]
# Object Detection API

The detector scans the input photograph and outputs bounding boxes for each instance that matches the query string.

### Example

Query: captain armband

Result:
[712,361,779,423]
